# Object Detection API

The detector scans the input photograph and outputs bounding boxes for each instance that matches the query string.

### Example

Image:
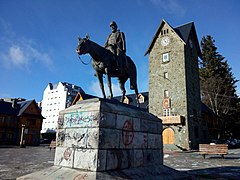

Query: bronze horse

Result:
[76,36,139,104]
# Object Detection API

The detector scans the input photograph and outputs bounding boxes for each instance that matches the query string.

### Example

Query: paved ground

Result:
[164,149,240,179]
[0,145,55,180]
[0,146,239,179]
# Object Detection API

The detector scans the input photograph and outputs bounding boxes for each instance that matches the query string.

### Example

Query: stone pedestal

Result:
[54,98,163,172]
[18,98,191,179]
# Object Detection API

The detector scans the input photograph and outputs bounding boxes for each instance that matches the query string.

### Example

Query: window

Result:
[138,94,145,104]
[162,53,169,63]
[164,72,168,79]
[161,29,169,35]
[164,90,169,97]
[163,108,171,116]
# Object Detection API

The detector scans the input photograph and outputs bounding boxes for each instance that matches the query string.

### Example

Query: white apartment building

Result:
[41,82,84,133]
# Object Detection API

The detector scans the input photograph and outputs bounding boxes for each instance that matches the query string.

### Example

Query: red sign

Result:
[163,98,171,109]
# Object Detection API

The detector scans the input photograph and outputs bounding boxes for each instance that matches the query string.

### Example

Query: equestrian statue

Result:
[76,34,139,105]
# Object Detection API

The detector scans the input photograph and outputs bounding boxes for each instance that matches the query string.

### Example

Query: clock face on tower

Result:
[161,36,170,46]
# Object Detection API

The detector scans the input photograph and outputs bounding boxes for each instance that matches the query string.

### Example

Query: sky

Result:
[0,0,239,102]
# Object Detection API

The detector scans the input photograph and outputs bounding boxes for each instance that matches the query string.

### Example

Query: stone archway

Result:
[162,127,175,144]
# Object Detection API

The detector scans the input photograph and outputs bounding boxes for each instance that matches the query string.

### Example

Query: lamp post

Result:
[20,124,26,148]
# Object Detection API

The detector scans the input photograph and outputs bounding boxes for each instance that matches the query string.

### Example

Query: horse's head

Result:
[76,35,90,55]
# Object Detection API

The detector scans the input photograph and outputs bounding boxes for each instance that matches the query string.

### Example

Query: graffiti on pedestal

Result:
[122,120,134,147]
[63,111,99,127]
[63,147,72,160]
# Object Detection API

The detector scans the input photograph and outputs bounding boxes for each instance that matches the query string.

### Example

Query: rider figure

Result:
[104,21,126,72]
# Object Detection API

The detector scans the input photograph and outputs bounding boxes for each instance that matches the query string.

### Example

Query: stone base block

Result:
[17,165,192,180]
[54,98,163,171]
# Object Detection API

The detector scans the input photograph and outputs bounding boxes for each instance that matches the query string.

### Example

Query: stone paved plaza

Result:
[0,145,55,180]
[164,149,240,179]
[0,146,240,179]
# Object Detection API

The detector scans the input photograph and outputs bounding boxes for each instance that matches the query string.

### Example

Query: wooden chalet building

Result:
[0,98,44,146]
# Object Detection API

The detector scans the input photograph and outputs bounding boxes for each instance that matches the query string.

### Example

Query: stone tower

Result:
[145,19,208,150]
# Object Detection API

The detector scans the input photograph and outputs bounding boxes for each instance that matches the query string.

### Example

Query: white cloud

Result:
[150,0,186,16]
[0,40,53,71]
[26,44,53,67]
[0,19,53,71]
[9,46,27,66]
[89,80,123,98]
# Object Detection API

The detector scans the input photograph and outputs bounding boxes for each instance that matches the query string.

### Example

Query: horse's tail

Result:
[127,57,138,91]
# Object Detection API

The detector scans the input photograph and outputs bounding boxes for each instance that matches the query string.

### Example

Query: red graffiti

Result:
[73,173,88,180]
[122,120,134,147]
[63,147,72,160]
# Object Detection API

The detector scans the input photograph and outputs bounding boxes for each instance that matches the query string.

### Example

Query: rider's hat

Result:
[110,21,117,27]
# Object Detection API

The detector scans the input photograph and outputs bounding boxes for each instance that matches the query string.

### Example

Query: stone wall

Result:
[148,21,208,150]
[184,33,209,148]
[149,22,190,149]
[149,23,187,118]
[54,98,163,171]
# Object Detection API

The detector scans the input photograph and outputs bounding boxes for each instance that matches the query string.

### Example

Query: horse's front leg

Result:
[105,68,113,99]
[96,72,106,99]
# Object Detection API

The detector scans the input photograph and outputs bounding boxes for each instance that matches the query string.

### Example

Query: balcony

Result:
[160,115,184,125]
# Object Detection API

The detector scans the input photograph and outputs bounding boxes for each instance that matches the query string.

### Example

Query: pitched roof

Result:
[174,22,194,43]
[114,92,149,110]
[17,100,34,116]
[144,19,202,58]
[0,101,18,115]
[115,93,217,117]
[0,99,44,119]
[201,102,216,116]
[144,19,169,56]
[174,22,202,59]
[72,92,97,105]
[47,82,85,93]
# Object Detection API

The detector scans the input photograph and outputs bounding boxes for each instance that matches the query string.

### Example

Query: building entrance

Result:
[163,128,174,144]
